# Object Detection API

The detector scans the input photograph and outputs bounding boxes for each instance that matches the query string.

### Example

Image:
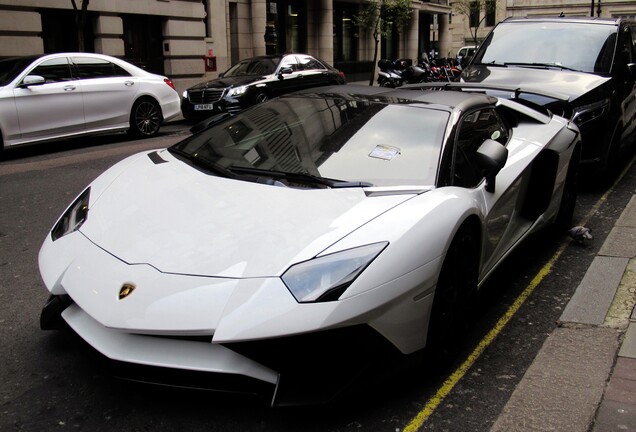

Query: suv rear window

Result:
[474,21,617,75]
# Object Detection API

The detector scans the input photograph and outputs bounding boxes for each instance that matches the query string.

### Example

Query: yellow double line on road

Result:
[404,156,635,432]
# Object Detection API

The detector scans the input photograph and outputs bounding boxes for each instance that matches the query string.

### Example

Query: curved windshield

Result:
[171,95,449,187]
[224,58,280,77]
[474,22,617,74]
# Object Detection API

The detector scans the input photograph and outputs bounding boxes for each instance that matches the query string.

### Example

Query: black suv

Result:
[461,16,636,178]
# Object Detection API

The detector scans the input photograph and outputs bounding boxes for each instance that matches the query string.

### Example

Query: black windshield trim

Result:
[228,166,374,189]
[167,148,236,179]
[503,62,584,73]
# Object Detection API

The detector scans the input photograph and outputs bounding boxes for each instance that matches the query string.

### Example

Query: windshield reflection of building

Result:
[184,94,424,180]
[217,95,388,176]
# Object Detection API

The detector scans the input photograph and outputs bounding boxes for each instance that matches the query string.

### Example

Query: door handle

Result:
[63,85,76,91]
[124,81,135,86]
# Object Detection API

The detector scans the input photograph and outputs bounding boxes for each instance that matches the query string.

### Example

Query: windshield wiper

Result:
[475,61,508,67]
[168,147,235,178]
[504,62,582,72]
[227,166,373,188]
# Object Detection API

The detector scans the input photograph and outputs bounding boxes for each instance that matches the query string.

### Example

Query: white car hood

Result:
[81,150,415,278]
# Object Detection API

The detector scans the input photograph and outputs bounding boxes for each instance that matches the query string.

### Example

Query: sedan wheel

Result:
[255,92,269,104]
[129,99,162,138]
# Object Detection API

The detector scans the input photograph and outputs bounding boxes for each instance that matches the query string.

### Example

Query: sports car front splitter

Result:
[40,294,73,330]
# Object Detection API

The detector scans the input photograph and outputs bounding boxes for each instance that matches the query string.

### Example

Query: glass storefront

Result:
[334,2,357,62]
[267,1,306,54]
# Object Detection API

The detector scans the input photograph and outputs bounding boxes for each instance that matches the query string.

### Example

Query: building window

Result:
[41,8,94,53]
[334,2,357,62]
[485,0,496,27]
[230,2,239,64]
[469,1,480,28]
[122,14,164,74]
[203,0,211,38]
[268,1,307,54]
[381,22,400,60]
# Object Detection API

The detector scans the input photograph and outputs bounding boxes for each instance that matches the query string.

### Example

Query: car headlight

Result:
[51,188,90,241]
[182,90,188,98]
[572,98,609,127]
[226,86,247,97]
[282,242,388,303]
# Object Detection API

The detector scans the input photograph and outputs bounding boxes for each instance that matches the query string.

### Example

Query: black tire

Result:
[254,92,269,104]
[129,98,162,138]
[427,225,479,363]
[555,148,580,230]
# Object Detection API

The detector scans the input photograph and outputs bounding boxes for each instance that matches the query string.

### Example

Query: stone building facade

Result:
[3,1,633,93]
[449,0,636,58]
[0,0,453,92]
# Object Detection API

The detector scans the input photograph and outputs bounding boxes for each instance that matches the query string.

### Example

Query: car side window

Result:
[27,58,73,83]
[73,57,131,79]
[280,56,299,72]
[453,108,509,188]
[297,56,325,71]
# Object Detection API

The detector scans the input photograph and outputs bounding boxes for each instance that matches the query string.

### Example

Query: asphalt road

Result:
[1,124,634,432]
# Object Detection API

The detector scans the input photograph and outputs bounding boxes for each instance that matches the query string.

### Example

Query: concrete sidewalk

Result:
[491,195,636,431]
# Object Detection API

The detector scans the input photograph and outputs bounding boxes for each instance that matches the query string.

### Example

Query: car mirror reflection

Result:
[278,67,294,79]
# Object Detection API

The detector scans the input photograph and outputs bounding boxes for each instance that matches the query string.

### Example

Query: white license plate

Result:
[194,104,215,111]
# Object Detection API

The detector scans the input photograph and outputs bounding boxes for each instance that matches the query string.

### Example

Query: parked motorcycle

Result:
[377,58,430,87]
[429,58,462,82]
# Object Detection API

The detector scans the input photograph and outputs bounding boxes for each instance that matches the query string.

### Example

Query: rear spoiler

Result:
[401,82,571,103]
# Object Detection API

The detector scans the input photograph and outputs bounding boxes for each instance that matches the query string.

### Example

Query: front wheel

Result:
[427,225,479,363]
[254,92,269,104]
[555,148,580,230]
[129,98,162,138]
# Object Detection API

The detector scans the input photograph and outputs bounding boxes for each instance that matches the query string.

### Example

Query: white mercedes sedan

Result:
[0,52,180,152]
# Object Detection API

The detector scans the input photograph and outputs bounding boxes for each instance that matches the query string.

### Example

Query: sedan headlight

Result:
[182,90,188,98]
[282,242,388,303]
[51,188,90,241]
[226,86,247,97]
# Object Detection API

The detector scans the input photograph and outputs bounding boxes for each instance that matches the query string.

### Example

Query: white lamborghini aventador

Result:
[38,83,581,405]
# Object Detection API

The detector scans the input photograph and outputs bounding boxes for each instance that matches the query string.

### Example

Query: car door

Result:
[72,56,138,130]
[450,107,534,273]
[295,55,331,90]
[269,55,304,96]
[618,24,636,146]
[12,56,85,141]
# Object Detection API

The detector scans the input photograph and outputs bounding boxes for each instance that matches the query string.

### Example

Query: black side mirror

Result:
[277,67,294,79]
[476,139,508,193]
